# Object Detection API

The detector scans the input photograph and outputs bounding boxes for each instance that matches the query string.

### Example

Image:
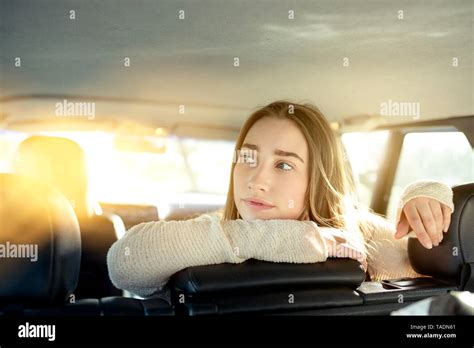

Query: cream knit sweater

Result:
[107,181,454,297]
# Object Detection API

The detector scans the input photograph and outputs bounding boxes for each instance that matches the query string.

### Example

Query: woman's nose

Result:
[247,166,270,192]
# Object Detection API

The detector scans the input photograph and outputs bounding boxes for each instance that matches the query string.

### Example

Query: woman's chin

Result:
[239,209,279,221]
[240,209,304,221]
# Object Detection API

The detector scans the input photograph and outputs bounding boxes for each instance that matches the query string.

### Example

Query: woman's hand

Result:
[394,197,453,249]
[320,228,367,271]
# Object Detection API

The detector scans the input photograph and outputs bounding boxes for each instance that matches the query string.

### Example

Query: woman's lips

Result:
[243,199,275,211]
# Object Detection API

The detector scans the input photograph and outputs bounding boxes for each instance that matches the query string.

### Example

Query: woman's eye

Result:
[276,162,293,171]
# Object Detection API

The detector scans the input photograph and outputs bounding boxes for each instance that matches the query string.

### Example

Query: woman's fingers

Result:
[403,202,433,249]
[416,201,440,246]
[400,197,453,249]
[441,204,452,233]
[394,212,410,239]
[428,199,444,245]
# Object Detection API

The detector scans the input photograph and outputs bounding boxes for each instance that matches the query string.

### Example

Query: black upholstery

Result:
[74,215,124,298]
[171,258,366,295]
[0,174,174,316]
[0,174,81,305]
[63,296,175,316]
[169,258,366,315]
[13,135,124,298]
[180,287,362,316]
[408,183,474,290]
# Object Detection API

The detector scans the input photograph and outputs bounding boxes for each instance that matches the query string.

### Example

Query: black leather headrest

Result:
[408,183,474,284]
[170,258,365,295]
[0,174,81,304]
[14,135,93,218]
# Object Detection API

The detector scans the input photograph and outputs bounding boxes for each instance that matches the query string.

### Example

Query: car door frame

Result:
[370,115,473,216]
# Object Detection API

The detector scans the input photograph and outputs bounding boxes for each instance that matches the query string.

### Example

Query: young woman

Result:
[107,101,454,297]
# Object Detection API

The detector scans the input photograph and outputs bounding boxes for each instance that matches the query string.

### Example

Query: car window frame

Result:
[370,116,473,216]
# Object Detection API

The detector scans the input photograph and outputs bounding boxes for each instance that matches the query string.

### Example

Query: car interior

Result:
[0,0,473,328]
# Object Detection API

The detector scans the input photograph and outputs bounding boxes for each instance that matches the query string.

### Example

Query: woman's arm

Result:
[107,215,329,297]
[360,181,454,281]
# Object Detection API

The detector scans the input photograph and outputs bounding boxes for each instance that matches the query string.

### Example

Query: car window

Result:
[341,131,390,208]
[181,138,235,194]
[0,130,234,205]
[83,133,192,204]
[386,131,473,222]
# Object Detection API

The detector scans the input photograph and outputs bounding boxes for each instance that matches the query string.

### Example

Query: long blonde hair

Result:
[223,101,360,231]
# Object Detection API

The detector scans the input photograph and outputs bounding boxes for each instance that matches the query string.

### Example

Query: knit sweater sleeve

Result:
[107,215,328,297]
[361,181,454,281]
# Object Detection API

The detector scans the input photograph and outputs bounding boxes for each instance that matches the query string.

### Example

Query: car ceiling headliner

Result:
[0,0,472,134]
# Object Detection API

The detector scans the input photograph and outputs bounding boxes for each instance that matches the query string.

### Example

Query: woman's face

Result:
[233,117,309,220]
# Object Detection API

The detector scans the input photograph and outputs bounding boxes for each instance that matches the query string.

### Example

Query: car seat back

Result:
[408,183,474,290]
[168,258,366,315]
[14,135,123,298]
[0,174,81,306]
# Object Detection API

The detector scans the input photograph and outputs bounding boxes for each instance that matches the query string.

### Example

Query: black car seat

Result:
[0,174,81,313]
[0,173,174,316]
[13,135,125,298]
[408,182,474,291]
[167,258,366,316]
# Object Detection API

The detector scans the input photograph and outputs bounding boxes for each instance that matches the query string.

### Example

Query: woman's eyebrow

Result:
[241,143,304,163]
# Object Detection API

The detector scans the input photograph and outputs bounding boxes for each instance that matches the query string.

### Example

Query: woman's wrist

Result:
[395,181,454,226]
